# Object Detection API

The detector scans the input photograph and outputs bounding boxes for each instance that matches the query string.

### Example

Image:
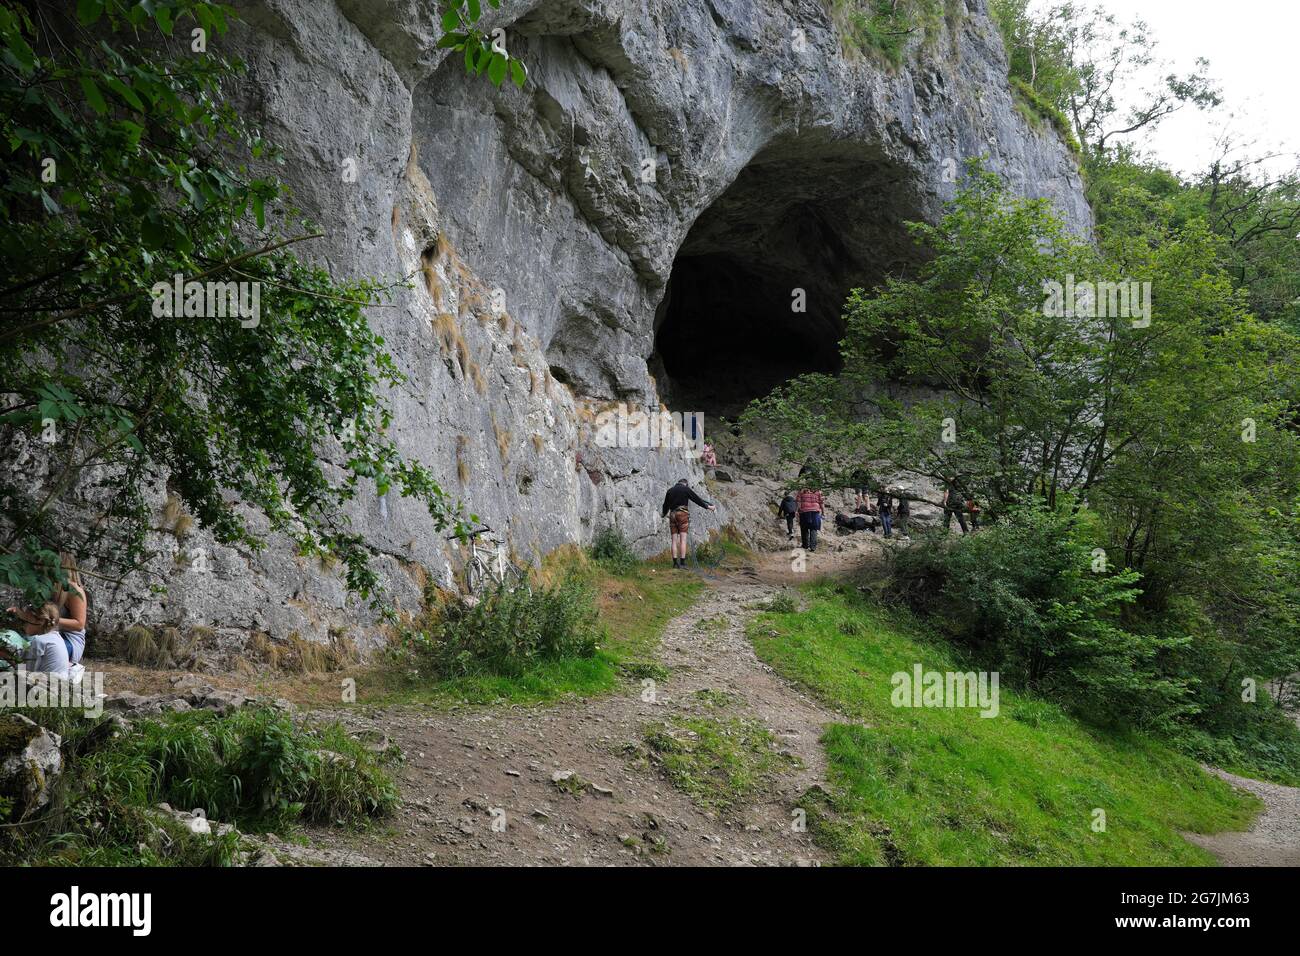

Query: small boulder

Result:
[190,688,247,715]
[0,713,63,813]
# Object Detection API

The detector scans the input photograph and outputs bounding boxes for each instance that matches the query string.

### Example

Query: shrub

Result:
[408,579,602,679]
[826,0,946,65]
[764,592,799,614]
[589,526,638,574]
[888,502,1190,729]
[1,706,397,866]
[85,707,397,827]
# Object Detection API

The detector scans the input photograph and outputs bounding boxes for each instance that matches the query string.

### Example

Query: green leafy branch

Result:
[437,0,527,88]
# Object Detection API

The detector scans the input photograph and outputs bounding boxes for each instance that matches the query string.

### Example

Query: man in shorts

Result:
[661,478,716,569]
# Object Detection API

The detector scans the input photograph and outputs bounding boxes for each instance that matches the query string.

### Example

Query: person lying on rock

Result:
[0,603,70,675]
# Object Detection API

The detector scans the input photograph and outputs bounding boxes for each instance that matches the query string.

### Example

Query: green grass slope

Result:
[747,581,1261,866]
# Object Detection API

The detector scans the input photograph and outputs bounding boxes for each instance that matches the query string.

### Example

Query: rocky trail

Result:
[301,561,848,866]
[1186,769,1300,867]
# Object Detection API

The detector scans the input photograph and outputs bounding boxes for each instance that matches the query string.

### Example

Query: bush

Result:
[1010,77,1083,157]
[1,706,397,866]
[764,592,798,614]
[88,706,398,826]
[589,527,638,574]
[888,502,1190,729]
[408,579,602,679]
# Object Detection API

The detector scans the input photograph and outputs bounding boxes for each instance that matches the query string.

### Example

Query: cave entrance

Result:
[652,142,927,419]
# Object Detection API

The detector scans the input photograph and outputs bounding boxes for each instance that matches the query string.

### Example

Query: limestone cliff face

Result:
[93,0,1090,644]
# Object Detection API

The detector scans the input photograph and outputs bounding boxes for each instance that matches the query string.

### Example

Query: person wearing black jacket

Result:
[777,492,798,540]
[876,489,894,538]
[662,478,715,569]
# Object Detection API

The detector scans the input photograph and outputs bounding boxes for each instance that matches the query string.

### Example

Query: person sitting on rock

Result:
[5,552,89,666]
[0,604,70,675]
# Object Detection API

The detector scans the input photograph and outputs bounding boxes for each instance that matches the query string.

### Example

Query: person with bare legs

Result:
[662,478,715,569]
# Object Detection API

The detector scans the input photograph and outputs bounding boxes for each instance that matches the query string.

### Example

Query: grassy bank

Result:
[365,555,703,707]
[747,581,1261,865]
[1,705,398,866]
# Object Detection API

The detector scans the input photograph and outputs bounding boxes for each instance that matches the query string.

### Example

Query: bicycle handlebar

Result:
[446,525,492,541]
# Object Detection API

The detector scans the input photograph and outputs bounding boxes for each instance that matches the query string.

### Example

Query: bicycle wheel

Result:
[464,557,485,596]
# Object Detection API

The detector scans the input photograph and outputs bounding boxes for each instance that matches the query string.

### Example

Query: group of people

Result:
[775,487,835,552]
[0,552,89,677]
[661,464,980,563]
[776,482,912,550]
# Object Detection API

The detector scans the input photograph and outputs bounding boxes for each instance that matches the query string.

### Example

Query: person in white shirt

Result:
[0,603,70,675]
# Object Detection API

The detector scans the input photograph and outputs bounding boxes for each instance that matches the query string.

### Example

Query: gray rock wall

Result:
[67,0,1091,647]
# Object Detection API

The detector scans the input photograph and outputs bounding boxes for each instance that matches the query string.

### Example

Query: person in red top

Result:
[796,485,825,552]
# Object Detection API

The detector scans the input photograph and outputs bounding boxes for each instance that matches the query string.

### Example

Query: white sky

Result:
[1028,0,1300,179]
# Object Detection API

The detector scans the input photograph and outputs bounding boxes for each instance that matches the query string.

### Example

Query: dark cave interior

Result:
[652,142,928,419]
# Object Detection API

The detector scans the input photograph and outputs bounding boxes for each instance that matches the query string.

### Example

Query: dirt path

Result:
[304,568,847,866]
[1186,768,1300,867]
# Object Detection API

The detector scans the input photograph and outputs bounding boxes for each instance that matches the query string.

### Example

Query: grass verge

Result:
[643,712,800,813]
[365,555,703,707]
[1,705,398,866]
[747,580,1262,865]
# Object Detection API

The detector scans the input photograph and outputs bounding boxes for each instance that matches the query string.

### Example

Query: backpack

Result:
[851,515,870,531]
[780,495,797,516]
[834,512,852,528]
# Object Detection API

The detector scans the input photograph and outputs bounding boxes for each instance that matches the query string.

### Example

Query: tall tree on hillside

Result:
[991,1,1221,159]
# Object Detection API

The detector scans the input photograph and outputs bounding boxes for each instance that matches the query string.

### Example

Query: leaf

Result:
[436,31,466,49]
[79,75,108,114]
[467,0,481,21]
[76,0,104,26]
[440,9,461,32]
[177,173,204,209]
[2,33,36,74]
[155,5,174,35]
[510,58,526,88]
[39,188,60,214]
[253,194,265,229]
[106,76,145,112]
[487,52,507,86]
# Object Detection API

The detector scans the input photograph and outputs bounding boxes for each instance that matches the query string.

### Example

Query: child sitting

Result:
[0,604,69,676]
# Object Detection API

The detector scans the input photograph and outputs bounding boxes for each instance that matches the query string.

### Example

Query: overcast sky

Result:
[1028,0,1300,179]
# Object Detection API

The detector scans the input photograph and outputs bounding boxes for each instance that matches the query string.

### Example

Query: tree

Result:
[745,162,1300,731]
[0,1,461,605]
[991,2,1221,161]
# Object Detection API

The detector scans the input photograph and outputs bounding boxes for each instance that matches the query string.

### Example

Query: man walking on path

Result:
[662,478,715,569]
[796,483,825,553]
